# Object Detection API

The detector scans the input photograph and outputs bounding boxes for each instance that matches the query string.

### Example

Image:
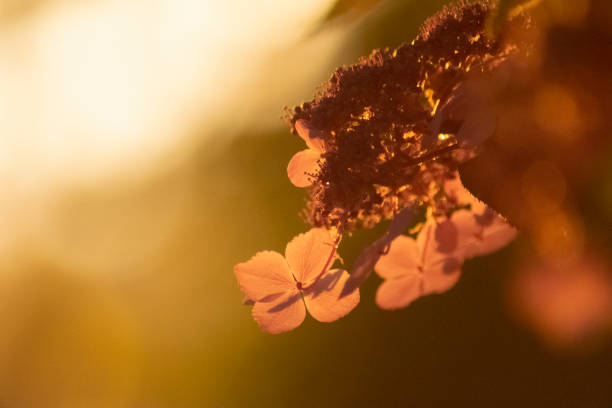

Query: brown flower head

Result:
[286,0,532,232]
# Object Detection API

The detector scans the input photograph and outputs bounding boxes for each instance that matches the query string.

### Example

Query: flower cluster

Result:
[287,0,531,232]
[235,0,527,333]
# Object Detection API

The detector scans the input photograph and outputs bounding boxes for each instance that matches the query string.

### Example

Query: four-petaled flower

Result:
[375,204,517,310]
[375,221,463,310]
[237,0,528,332]
[234,228,359,333]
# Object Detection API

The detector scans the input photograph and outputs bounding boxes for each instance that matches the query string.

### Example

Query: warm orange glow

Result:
[533,83,581,140]
[512,254,612,348]
[545,0,591,26]
[521,160,567,214]
[532,209,585,261]
[0,0,336,273]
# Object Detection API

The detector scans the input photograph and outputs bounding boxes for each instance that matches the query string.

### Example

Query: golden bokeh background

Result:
[0,0,611,406]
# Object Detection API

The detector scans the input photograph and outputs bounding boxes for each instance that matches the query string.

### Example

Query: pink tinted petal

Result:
[416,222,435,253]
[251,290,306,334]
[474,206,496,227]
[285,228,335,284]
[295,119,325,152]
[287,149,321,188]
[435,219,458,254]
[234,251,294,302]
[467,216,517,257]
[423,257,462,295]
[376,274,422,310]
[375,235,420,279]
[419,221,448,266]
[418,220,463,294]
[303,269,359,322]
[444,174,469,204]
[449,209,481,258]
[444,173,486,213]
[418,221,452,269]
[451,207,517,258]
[469,195,487,214]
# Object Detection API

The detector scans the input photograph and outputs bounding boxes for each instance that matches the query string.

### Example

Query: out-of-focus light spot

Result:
[511,253,612,349]
[0,0,337,273]
[544,0,590,27]
[438,133,451,141]
[0,0,333,190]
[532,209,585,261]
[532,83,581,141]
[521,160,567,214]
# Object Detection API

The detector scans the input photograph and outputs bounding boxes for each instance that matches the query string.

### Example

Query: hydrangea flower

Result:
[234,228,359,333]
[235,0,528,333]
[375,205,516,310]
[375,220,463,310]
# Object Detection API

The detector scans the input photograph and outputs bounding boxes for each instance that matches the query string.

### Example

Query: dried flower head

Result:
[235,0,530,334]
[286,0,532,232]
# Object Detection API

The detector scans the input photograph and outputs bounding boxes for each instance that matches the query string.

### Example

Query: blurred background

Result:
[0,0,611,407]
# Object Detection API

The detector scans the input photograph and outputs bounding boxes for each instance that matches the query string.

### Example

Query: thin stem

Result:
[301,234,342,290]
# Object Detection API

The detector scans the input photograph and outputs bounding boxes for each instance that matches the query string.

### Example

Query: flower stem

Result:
[302,234,342,290]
